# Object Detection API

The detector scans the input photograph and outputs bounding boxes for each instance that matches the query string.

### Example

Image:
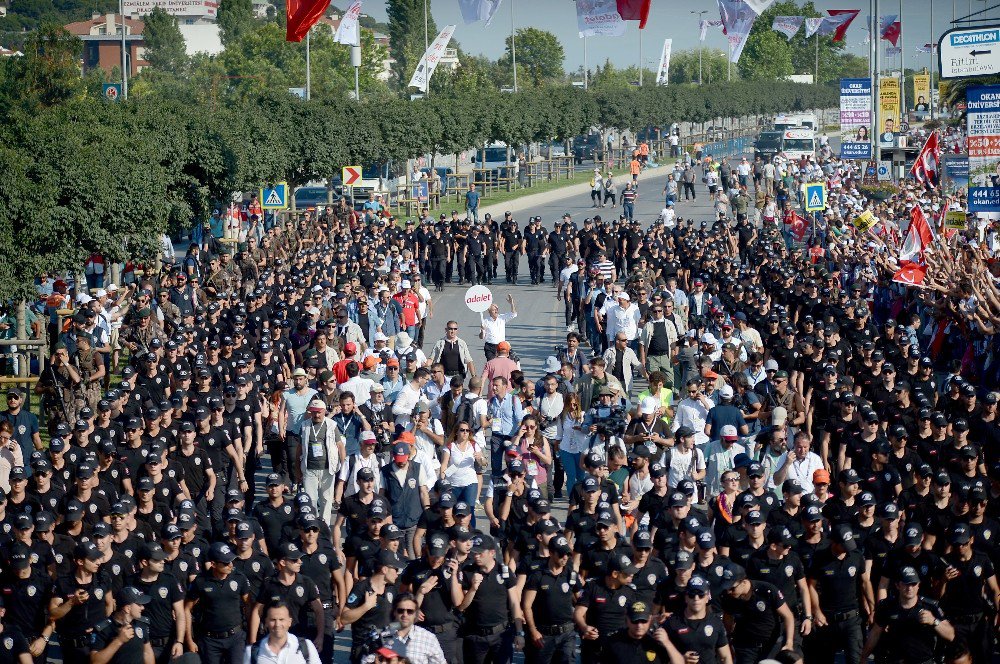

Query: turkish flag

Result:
[287,0,332,42]
[825,9,860,42]
[617,0,651,28]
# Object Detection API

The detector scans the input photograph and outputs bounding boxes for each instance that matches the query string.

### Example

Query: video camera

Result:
[591,404,628,438]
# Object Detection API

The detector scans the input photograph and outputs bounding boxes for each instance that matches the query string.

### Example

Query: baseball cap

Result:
[831,524,858,551]
[696,529,717,549]
[627,600,652,622]
[610,554,639,576]
[115,586,151,606]
[471,533,497,553]
[686,574,710,596]
[903,523,924,546]
[208,542,237,564]
[719,565,748,592]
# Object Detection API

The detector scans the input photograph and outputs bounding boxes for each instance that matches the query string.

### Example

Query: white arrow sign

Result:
[939,26,1000,78]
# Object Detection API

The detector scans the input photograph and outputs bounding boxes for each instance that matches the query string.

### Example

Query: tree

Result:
[502,27,564,87]
[386,0,436,90]
[0,25,85,111]
[217,0,255,47]
[737,29,792,81]
[143,7,188,73]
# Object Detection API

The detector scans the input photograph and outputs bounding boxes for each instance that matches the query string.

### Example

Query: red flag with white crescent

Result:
[910,130,940,188]
[892,205,935,287]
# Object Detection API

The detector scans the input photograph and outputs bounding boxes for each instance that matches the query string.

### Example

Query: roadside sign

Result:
[803,183,827,212]
[853,210,878,231]
[102,83,122,101]
[343,166,362,186]
[465,285,493,313]
[945,209,968,230]
[411,181,428,204]
[260,182,288,210]
[877,163,891,181]
[939,26,1000,79]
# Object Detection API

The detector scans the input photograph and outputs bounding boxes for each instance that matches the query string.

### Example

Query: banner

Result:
[853,210,878,231]
[457,0,502,27]
[824,9,860,42]
[967,85,1000,211]
[804,17,823,38]
[718,0,758,63]
[743,0,775,14]
[879,15,900,46]
[913,73,931,111]
[286,0,332,42]
[941,154,969,192]
[772,15,804,40]
[699,18,722,41]
[334,0,362,45]
[577,0,626,37]
[879,76,901,145]
[407,25,457,92]
[122,0,216,17]
[945,210,967,230]
[840,78,872,160]
[916,42,937,53]
[656,38,672,85]
[616,0,651,28]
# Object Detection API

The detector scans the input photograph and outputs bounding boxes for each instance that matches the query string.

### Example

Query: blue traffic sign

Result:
[802,183,827,212]
[102,83,122,101]
[260,183,288,210]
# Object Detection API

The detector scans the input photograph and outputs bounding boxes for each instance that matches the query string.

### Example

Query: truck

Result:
[773,113,819,132]
[780,129,817,161]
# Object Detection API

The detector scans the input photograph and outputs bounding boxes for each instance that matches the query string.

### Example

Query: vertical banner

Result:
[718,0,759,64]
[408,25,457,92]
[879,76,901,147]
[457,0,502,26]
[840,78,872,160]
[577,0,626,37]
[656,38,672,85]
[913,73,931,112]
[771,15,804,40]
[967,85,1000,211]
[334,0,362,44]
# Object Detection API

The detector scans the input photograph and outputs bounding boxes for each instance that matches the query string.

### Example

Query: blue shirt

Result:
[489,393,524,438]
[0,409,37,476]
[282,388,318,435]
[381,376,405,403]
[465,190,480,208]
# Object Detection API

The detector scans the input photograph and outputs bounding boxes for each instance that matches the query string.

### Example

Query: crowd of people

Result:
[1,118,998,664]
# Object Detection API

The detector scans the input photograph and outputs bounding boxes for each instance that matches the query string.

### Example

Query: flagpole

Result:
[874,0,881,163]
[899,0,905,115]
[691,10,707,85]
[815,32,819,84]
[584,35,589,90]
[306,30,311,101]
[423,0,428,53]
[929,0,935,120]
[511,0,517,92]
[728,42,732,82]
[639,26,643,86]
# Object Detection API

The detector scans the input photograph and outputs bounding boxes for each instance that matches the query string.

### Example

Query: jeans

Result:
[302,468,336,523]
[622,202,634,221]
[467,206,479,223]
[559,450,583,495]
[452,482,480,527]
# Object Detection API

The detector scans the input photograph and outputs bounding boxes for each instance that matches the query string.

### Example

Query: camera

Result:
[592,405,628,438]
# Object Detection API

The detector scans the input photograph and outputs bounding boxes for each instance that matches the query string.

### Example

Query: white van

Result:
[781,129,817,160]
[773,113,819,132]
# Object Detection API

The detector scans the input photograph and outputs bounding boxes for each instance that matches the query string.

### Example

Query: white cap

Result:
[94,289,107,298]
[700,332,717,346]
[771,406,788,426]
[639,396,659,415]
[374,332,389,342]
[764,359,779,371]
[308,399,327,411]
[543,356,561,373]
[401,280,411,289]
[718,385,734,400]
[396,331,412,347]
[76,293,92,304]
[106,284,119,292]
[617,292,631,301]
[311,285,323,293]
[720,425,739,439]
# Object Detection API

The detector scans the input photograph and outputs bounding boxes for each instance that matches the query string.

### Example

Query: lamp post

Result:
[691,9,709,85]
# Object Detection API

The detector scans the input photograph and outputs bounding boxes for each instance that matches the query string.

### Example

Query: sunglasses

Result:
[446,327,458,331]
[395,607,416,615]
[457,428,470,432]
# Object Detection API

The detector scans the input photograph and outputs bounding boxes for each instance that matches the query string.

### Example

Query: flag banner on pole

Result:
[718,0,758,63]
[916,43,938,53]
[910,130,941,187]
[772,15,804,40]
[892,205,934,286]
[804,17,823,38]
[879,15,900,46]
[840,78,873,160]
[656,38,672,85]
[699,18,722,41]
[913,74,931,111]
[616,0,651,28]
[286,0,333,41]
[885,45,901,56]
[824,9,860,42]
[407,24,457,91]
[334,0,362,44]
[578,0,626,37]
[743,0,775,14]
[457,0,502,26]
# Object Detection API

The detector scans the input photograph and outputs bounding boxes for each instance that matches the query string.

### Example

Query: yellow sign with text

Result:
[945,210,967,230]
[879,77,901,134]
[853,210,878,232]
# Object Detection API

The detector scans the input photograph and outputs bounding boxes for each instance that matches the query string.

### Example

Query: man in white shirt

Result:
[392,367,431,426]
[600,292,641,348]
[771,431,825,493]
[479,293,517,361]
[671,378,714,446]
[242,602,321,664]
[701,424,747,497]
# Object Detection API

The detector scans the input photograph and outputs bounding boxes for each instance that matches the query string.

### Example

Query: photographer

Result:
[35,342,81,433]
[624,397,672,461]
[583,387,628,458]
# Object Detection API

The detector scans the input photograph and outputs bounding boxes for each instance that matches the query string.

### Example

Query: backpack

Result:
[249,636,312,663]
[455,396,483,433]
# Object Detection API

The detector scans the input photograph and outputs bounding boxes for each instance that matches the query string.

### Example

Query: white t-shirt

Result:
[338,453,382,497]
[480,312,516,344]
[667,446,706,488]
[443,440,481,488]
[417,286,432,320]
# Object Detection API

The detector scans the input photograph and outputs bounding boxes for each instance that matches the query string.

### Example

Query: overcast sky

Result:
[358,0,992,75]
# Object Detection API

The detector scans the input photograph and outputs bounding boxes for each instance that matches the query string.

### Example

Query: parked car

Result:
[293,186,336,210]
[572,134,603,164]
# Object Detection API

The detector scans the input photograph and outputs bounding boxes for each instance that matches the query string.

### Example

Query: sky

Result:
[356,0,996,75]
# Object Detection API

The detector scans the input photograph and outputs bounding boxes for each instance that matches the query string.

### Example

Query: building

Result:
[0,46,21,57]
[64,13,148,77]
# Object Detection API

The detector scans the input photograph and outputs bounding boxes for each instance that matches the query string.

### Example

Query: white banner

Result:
[122,0,216,17]
[699,18,722,41]
[577,0,626,37]
[457,0,502,27]
[804,17,823,38]
[771,15,804,40]
[743,0,775,14]
[334,0,362,45]
[656,38,672,85]
[718,0,758,63]
[407,25,457,92]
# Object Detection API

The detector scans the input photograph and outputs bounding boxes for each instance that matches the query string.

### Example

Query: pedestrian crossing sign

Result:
[803,183,827,212]
[260,182,288,210]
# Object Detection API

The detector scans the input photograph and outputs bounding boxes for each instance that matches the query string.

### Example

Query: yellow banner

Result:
[879,77,901,134]
[853,210,878,231]
[913,74,930,111]
[945,209,967,230]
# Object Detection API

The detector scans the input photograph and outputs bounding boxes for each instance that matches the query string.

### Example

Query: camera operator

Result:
[583,388,628,458]
[624,397,671,461]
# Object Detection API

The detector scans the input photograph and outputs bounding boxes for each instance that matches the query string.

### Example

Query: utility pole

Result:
[874,0,882,163]
[119,0,128,99]
[930,0,935,119]
[510,0,517,92]
[691,10,708,85]
[898,0,906,115]
[638,26,643,86]
[306,30,311,100]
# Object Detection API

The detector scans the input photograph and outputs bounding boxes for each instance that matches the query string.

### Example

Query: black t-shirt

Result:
[187,571,250,633]
[601,630,673,664]
[255,573,320,631]
[129,572,185,639]
[232,552,275,600]
[807,548,865,613]
[719,580,785,643]
[0,625,30,664]
[872,596,946,663]
[460,562,515,629]
[662,612,728,664]
[90,616,150,663]
[577,577,636,636]
[401,559,456,627]
[524,564,580,627]
[53,572,112,637]
[344,578,398,643]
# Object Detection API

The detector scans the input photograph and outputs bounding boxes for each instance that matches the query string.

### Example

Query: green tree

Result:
[501,27,564,87]
[0,25,84,111]
[737,29,792,80]
[142,7,188,73]
[217,0,255,47]
[386,0,436,90]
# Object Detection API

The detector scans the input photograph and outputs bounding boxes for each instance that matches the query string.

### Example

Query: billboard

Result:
[123,0,217,16]
[967,85,1000,211]
[840,78,872,160]
[913,73,931,111]
[879,76,901,147]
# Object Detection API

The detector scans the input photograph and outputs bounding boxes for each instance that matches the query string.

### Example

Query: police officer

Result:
[454,533,521,664]
[89,586,154,664]
[660,574,731,664]
[574,553,637,664]
[294,513,344,664]
[524,217,548,285]
[129,542,186,664]
[860,565,955,664]
[500,216,523,284]
[247,542,323,653]
[718,564,796,664]
[522,534,579,664]
[599,600,682,664]
[805,524,867,664]
[2,542,53,662]
[465,225,488,286]
[341,549,404,664]
[937,523,998,664]
[401,532,462,663]
[184,541,250,664]
[49,541,112,664]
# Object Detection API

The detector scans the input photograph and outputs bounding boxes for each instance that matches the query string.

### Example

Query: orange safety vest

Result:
[630,160,641,175]
[639,143,649,156]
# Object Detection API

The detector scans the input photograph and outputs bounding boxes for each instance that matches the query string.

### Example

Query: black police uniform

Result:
[344,577,398,664]
[187,570,250,664]
[661,610,728,664]
[52,572,112,664]
[129,571,185,664]
[89,616,151,664]
[524,226,547,284]
[524,561,580,664]
[576,576,636,664]
[719,579,788,664]
[402,558,462,664]
[599,628,672,664]
[500,223,523,284]
[254,573,320,641]
[0,624,31,664]
[805,547,866,664]
[459,561,516,664]
[298,542,341,663]
[871,595,948,664]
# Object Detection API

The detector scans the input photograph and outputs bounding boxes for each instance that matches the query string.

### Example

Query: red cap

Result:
[344,342,357,355]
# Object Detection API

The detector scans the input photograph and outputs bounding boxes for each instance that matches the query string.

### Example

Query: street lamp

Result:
[691,10,709,85]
